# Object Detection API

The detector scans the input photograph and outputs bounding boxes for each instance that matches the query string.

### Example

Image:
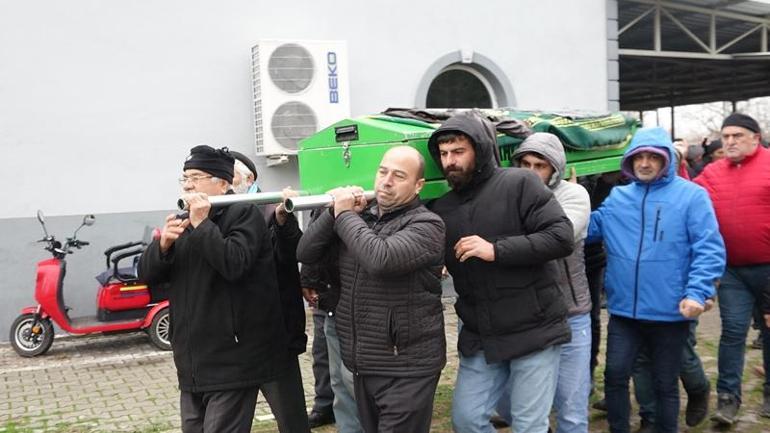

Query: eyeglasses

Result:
[178,174,214,185]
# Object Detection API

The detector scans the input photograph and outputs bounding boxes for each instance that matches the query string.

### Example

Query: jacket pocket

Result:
[226,290,239,344]
[386,307,400,356]
[535,283,567,318]
[487,287,545,333]
[652,207,662,242]
[562,260,578,305]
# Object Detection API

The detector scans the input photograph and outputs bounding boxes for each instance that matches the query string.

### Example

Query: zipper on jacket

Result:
[351,264,361,373]
[652,207,661,242]
[387,307,399,356]
[562,260,578,305]
[633,185,650,318]
[184,249,196,386]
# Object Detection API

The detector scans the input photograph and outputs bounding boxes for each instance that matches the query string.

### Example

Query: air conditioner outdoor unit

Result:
[251,39,350,162]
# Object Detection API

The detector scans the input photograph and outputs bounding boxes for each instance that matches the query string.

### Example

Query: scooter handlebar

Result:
[67,239,90,250]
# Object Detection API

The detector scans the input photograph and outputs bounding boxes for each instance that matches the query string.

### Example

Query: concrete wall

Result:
[0,0,610,341]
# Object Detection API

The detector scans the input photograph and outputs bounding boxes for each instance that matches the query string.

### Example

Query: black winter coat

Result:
[427,111,574,363]
[297,199,446,377]
[139,201,289,392]
[264,207,307,356]
[299,209,341,314]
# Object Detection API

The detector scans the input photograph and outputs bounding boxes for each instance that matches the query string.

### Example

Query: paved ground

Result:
[0,302,457,432]
[1,301,769,432]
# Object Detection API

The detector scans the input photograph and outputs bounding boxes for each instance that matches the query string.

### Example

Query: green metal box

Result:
[297,109,639,199]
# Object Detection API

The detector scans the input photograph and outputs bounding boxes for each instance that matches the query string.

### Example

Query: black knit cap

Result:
[705,139,722,156]
[183,145,235,184]
[229,150,258,180]
[722,113,761,134]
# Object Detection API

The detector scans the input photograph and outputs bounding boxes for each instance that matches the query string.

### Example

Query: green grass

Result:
[0,419,172,433]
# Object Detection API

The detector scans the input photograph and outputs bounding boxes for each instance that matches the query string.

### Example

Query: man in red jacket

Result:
[694,113,770,424]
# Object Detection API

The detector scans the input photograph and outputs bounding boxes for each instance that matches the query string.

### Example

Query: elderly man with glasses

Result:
[140,145,291,433]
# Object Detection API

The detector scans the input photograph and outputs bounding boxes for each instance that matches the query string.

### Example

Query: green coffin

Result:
[297,109,639,199]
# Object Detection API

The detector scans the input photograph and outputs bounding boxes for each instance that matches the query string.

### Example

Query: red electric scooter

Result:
[9,210,171,357]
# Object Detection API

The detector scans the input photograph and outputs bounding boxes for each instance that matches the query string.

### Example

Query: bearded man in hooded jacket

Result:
[427,112,574,433]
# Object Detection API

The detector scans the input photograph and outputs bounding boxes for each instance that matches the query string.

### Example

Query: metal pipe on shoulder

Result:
[177,191,300,211]
[284,191,375,213]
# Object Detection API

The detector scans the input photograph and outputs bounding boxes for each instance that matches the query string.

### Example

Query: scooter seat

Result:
[95,266,138,286]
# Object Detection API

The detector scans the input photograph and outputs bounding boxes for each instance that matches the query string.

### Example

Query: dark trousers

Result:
[311,309,334,414]
[604,315,689,433]
[587,264,605,383]
[716,265,770,400]
[632,320,709,424]
[261,355,311,433]
[354,373,440,433]
[180,387,259,433]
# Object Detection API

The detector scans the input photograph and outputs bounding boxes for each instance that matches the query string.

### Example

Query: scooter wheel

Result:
[9,314,54,357]
[148,308,171,351]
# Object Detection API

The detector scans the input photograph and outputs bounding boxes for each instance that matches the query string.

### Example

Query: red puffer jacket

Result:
[694,146,770,266]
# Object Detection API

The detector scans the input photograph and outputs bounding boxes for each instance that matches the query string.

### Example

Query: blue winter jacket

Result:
[588,128,726,322]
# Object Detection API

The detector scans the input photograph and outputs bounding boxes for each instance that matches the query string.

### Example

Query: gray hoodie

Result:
[513,132,592,316]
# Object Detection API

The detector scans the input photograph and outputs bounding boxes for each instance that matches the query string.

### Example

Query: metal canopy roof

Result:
[619,0,770,111]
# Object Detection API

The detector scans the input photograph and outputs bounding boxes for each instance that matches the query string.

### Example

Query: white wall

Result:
[0,0,609,219]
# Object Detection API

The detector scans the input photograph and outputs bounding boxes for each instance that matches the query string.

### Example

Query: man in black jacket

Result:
[300,216,363,433]
[139,145,289,433]
[297,146,446,433]
[427,112,574,433]
[231,151,311,433]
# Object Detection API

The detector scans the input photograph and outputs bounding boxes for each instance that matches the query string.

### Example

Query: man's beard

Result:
[232,182,249,194]
[444,167,474,190]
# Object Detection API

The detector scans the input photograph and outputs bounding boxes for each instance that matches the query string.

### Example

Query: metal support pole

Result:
[654,5,662,52]
[670,105,676,139]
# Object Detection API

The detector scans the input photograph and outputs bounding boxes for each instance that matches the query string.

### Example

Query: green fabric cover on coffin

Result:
[297,108,640,199]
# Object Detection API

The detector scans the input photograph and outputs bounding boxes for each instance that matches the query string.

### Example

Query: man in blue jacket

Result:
[588,127,725,433]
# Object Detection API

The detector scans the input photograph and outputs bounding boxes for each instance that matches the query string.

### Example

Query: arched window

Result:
[426,65,497,109]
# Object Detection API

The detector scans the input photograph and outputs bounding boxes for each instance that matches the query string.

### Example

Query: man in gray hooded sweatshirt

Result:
[493,132,592,433]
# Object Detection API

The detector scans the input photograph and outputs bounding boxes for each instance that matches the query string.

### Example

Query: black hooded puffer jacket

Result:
[427,111,574,363]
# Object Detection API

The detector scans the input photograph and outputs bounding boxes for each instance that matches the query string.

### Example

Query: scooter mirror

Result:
[36,210,49,239]
[73,214,96,239]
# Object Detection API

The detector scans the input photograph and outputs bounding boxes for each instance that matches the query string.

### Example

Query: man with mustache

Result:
[297,146,446,433]
[139,145,289,433]
[590,127,725,433]
[427,111,575,433]
[694,113,770,424]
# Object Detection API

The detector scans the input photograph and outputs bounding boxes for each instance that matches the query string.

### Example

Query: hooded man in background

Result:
[491,132,591,433]
[589,127,725,433]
